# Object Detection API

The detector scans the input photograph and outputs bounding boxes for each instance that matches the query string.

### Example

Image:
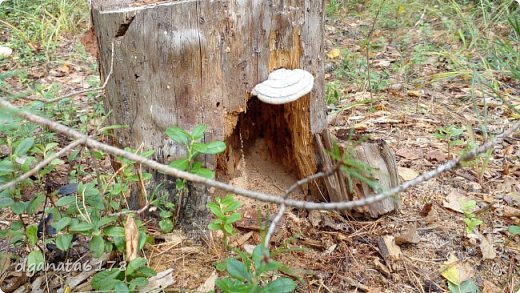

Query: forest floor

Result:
[0,0,519,292]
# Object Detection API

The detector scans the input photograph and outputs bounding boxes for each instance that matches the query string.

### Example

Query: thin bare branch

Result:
[0,138,86,192]
[0,97,519,211]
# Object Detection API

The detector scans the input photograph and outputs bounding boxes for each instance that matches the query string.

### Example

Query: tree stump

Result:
[91,0,332,230]
[91,0,401,228]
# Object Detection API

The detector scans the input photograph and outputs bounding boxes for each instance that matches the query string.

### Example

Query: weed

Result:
[459,199,482,233]
[207,194,241,246]
[433,125,465,157]
[215,244,296,293]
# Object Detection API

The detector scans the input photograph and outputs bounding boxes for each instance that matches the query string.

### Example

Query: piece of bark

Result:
[395,224,420,245]
[138,268,174,293]
[351,140,401,218]
[378,235,402,268]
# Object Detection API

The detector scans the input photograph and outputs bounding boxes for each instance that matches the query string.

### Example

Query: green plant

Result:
[207,194,241,246]
[508,225,520,235]
[216,244,296,293]
[459,199,482,233]
[433,125,465,157]
[91,257,156,292]
[166,124,226,181]
[165,124,226,224]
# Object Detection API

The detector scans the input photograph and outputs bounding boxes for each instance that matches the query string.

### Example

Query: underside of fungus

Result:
[251,68,314,105]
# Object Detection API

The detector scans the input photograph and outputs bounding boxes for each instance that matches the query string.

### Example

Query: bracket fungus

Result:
[251,68,314,105]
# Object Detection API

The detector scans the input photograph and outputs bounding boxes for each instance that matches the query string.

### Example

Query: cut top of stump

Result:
[251,68,314,105]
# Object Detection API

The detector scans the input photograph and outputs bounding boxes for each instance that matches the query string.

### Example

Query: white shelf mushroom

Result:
[251,68,314,105]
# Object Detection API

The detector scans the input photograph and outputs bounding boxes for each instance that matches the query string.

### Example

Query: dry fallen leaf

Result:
[308,210,322,227]
[503,206,520,218]
[443,189,470,214]
[395,224,420,245]
[482,280,501,293]
[395,148,422,160]
[398,167,419,181]
[440,254,474,285]
[419,202,433,217]
[426,149,447,162]
[327,48,341,59]
[478,233,496,260]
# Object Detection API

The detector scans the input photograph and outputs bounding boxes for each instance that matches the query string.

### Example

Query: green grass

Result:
[324,0,519,106]
[0,0,88,66]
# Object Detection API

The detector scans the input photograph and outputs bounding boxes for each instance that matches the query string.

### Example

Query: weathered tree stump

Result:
[91,0,333,229]
[91,0,400,228]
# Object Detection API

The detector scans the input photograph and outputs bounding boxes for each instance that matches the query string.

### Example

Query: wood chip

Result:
[378,235,402,265]
[398,167,419,181]
[503,206,520,218]
[395,224,420,245]
[138,268,174,293]
[196,270,217,293]
[479,233,496,260]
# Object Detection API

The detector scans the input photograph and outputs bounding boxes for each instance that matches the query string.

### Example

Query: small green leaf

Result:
[26,225,38,246]
[91,269,122,291]
[126,257,147,276]
[56,234,73,251]
[52,217,71,232]
[191,124,207,141]
[138,230,147,250]
[223,223,234,234]
[226,258,252,282]
[11,201,25,214]
[104,226,125,238]
[0,197,15,209]
[113,281,130,293]
[169,159,189,171]
[89,235,105,258]
[226,213,241,224]
[508,225,520,235]
[207,202,224,218]
[0,160,14,176]
[193,141,226,154]
[97,216,117,228]
[165,127,190,145]
[15,137,34,156]
[159,219,174,233]
[192,167,215,179]
[27,250,44,273]
[263,278,296,293]
[69,222,94,233]
[56,195,76,207]
[27,193,45,215]
[136,266,157,277]
[208,222,221,231]
[448,279,478,293]
[128,277,148,290]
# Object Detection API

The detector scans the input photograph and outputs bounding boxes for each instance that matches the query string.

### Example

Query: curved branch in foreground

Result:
[0,97,518,210]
